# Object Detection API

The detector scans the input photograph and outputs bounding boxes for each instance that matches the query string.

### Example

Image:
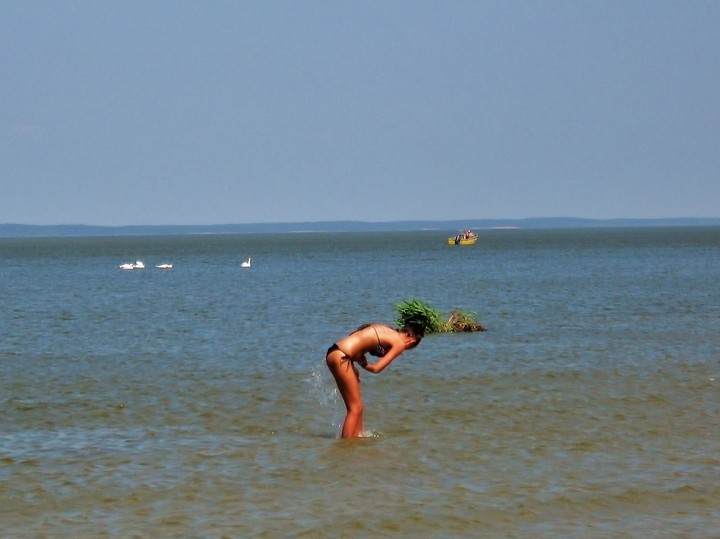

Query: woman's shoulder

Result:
[353,322,392,332]
[375,324,400,340]
[350,323,371,336]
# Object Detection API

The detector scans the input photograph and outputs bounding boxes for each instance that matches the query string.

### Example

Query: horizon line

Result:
[3,216,720,229]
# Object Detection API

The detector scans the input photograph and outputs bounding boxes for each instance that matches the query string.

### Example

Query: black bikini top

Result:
[353,323,387,357]
[367,325,387,357]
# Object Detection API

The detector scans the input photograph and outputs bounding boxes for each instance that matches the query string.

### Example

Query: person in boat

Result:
[326,322,424,438]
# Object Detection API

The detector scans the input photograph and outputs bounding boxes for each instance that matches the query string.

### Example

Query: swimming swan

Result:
[119,260,145,270]
[240,257,252,268]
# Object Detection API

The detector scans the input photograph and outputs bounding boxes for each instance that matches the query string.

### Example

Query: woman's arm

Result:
[361,346,403,373]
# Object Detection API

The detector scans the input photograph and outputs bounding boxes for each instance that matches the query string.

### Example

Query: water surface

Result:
[1,228,718,537]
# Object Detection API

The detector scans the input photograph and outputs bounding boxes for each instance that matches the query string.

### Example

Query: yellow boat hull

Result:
[447,236,478,245]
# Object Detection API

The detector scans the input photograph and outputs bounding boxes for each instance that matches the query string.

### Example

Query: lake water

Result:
[1,227,718,538]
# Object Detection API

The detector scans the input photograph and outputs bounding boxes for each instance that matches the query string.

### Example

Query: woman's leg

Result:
[327,354,364,438]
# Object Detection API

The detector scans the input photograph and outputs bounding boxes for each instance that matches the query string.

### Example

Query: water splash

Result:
[306,359,342,435]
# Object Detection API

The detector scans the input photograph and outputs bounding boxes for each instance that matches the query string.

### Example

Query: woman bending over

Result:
[325,322,424,438]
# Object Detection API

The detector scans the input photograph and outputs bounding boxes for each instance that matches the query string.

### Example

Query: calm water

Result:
[1,228,719,538]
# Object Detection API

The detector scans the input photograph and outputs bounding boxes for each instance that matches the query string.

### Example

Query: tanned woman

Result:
[326,322,424,438]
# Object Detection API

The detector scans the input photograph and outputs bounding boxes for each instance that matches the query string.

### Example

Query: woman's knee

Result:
[347,401,364,415]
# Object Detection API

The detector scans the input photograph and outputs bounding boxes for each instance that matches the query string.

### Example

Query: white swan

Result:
[119,260,146,270]
[240,257,252,268]
[156,263,173,270]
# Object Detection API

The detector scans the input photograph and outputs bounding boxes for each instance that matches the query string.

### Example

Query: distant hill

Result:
[1,218,719,238]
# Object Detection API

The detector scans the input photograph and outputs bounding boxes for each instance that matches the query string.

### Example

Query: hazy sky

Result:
[3,1,719,226]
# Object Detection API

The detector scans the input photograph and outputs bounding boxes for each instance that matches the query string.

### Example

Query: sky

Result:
[2,1,719,226]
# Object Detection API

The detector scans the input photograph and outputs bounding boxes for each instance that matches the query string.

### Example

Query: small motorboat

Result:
[156,263,173,270]
[447,230,478,245]
[240,257,252,268]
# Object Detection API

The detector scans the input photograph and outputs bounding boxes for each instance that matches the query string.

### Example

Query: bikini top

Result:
[353,323,387,357]
[367,325,387,357]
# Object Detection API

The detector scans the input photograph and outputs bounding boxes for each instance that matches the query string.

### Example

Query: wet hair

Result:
[402,323,425,348]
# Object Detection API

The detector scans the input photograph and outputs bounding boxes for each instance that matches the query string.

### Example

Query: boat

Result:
[156,263,173,270]
[240,257,252,268]
[447,230,478,245]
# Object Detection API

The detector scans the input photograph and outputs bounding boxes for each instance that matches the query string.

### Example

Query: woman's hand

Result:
[355,355,368,369]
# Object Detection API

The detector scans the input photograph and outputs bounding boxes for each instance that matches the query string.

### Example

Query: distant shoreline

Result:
[1,218,719,238]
